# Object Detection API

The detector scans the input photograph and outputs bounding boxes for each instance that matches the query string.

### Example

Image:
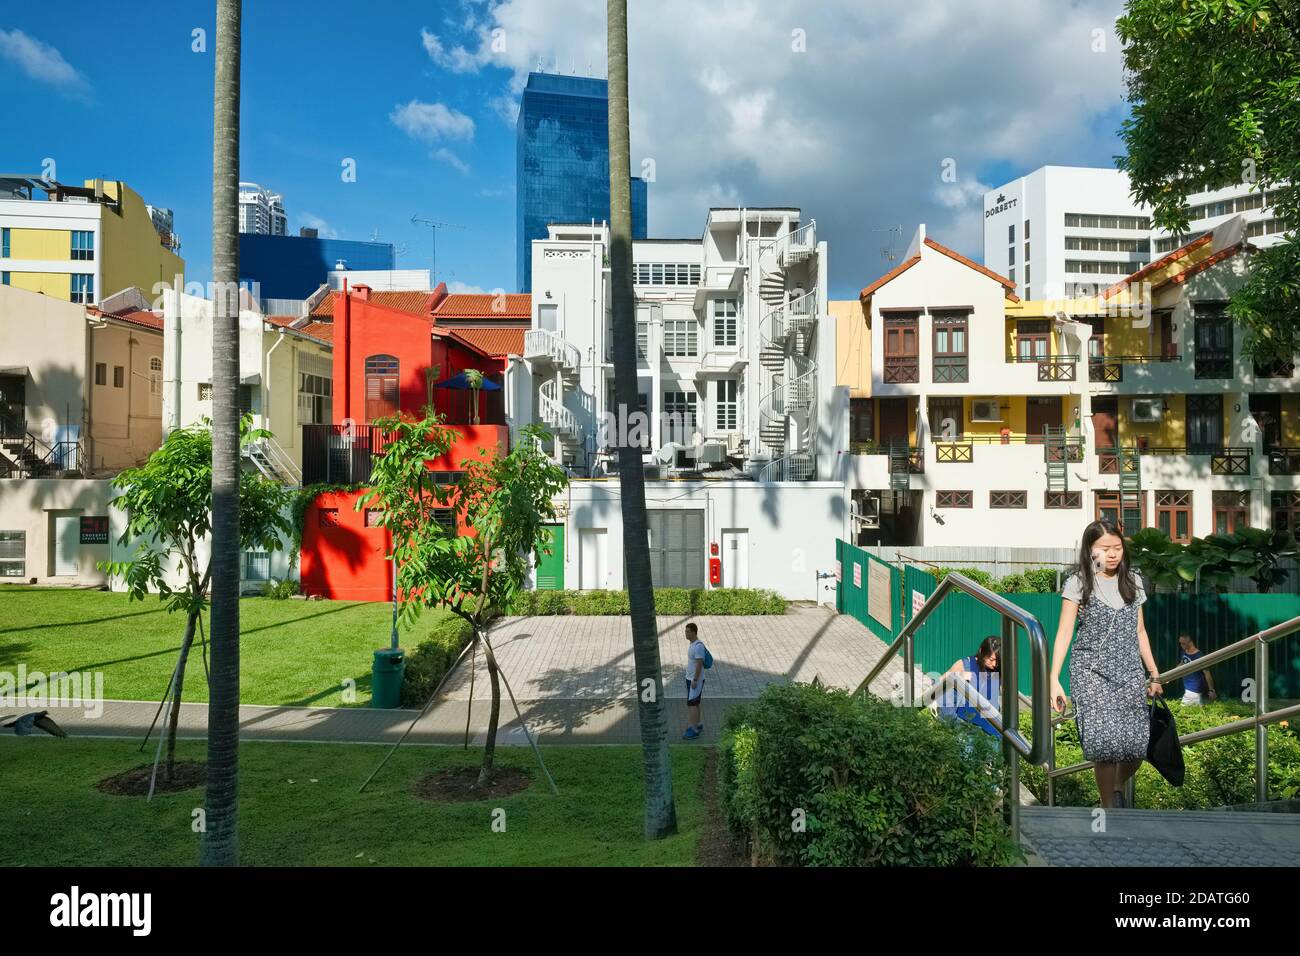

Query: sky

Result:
[0,0,1134,299]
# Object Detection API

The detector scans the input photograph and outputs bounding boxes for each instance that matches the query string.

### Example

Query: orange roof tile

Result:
[1157,243,1249,289]
[923,238,1018,295]
[1102,233,1214,299]
[434,293,532,319]
[108,308,164,332]
[298,321,333,344]
[309,290,435,319]
[859,255,921,300]
[447,326,525,356]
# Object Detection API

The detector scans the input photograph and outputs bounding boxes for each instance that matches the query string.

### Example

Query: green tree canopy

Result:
[1116,0,1300,359]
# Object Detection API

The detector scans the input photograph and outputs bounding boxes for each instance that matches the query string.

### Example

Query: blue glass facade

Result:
[516,72,648,291]
[239,234,395,300]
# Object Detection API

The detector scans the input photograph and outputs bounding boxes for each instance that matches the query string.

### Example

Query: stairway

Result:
[244,437,301,486]
[1018,805,1300,866]
[888,440,911,493]
[538,378,580,460]
[755,222,819,481]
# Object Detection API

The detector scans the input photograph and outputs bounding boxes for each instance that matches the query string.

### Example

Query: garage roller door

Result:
[647,509,704,589]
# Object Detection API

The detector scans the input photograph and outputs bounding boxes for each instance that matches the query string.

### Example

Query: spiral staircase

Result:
[756,222,819,482]
[525,329,582,461]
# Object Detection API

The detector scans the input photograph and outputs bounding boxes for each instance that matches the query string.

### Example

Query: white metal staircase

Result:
[244,436,301,486]
[524,329,582,385]
[756,221,819,482]
[538,378,580,457]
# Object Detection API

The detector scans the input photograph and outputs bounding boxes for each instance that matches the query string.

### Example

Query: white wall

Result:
[545,479,847,600]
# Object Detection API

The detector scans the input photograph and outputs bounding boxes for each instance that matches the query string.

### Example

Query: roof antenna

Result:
[410,215,466,285]
[872,224,903,263]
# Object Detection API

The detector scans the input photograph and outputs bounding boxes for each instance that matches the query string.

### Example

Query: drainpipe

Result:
[339,279,351,421]
[264,325,287,443]
[164,283,182,433]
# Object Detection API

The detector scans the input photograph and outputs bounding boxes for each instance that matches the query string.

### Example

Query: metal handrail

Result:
[852,571,1052,842]
[1045,612,1300,806]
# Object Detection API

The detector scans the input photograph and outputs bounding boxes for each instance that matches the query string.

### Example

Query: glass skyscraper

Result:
[516,72,648,291]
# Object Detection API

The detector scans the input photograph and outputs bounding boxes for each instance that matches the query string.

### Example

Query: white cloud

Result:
[433,148,471,175]
[447,281,488,294]
[389,100,475,143]
[0,29,88,96]
[421,27,484,73]
[416,0,1130,289]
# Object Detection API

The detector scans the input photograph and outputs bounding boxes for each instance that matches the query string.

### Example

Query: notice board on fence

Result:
[868,560,892,629]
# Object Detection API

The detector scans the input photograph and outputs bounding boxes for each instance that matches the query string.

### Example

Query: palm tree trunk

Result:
[201,0,242,867]
[477,632,502,787]
[607,0,677,840]
[164,611,199,783]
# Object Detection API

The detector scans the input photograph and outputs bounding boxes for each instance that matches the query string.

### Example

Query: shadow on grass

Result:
[0,606,168,636]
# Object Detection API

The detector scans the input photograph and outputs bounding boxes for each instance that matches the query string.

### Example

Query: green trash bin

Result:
[371,648,406,709]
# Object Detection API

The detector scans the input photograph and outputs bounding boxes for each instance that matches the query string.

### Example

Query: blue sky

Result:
[1,0,1133,299]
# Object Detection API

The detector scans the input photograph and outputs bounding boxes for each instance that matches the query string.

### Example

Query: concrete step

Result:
[1018,805,1300,867]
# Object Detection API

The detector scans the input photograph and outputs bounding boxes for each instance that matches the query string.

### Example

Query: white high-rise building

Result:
[984,166,1289,294]
[238,182,286,236]
[982,167,1152,302]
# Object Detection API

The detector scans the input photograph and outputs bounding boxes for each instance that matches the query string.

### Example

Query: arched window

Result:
[149,356,163,372]
[365,354,399,421]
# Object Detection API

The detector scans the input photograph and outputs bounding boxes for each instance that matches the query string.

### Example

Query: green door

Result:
[536,523,565,590]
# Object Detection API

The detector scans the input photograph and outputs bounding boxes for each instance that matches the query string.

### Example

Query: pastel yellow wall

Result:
[93,181,185,297]
[8,227,72,259]
[830,299,871,397]
[1104,315,1149,355]
[958,397,1070,439]
[9,272,69,296]
[1119,394,1185,446]
[1279,396,1300,445]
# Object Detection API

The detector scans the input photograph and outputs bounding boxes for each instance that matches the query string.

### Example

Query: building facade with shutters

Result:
[846,217,1294,551]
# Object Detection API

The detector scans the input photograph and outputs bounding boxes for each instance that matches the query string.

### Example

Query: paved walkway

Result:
[35,607,903,747]
[1019,806,1300,867]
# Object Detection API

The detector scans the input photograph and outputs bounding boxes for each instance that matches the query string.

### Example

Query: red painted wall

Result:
[300,489,391,602]
[332,289,501,426]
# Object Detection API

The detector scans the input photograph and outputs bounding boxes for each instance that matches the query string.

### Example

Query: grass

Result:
[0,585,458,708]
[0,737,710,866]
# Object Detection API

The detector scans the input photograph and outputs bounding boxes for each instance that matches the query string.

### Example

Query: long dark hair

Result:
[976,636,1001,672]
[1075,519,1137,608]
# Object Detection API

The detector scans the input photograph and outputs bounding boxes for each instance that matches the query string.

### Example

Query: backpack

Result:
[701,643,714,670]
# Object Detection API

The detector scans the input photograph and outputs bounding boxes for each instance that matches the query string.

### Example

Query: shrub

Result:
[1018,700,1300,808]
[399,615,474,707]
[506,588,788,615]
[1023,568,1061,593]
[996,573,1030,594]
[932,567,998,590]
[717,683,1020,866]
[260,578,299,600]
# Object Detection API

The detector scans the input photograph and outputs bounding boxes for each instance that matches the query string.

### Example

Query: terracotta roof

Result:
[447,326,526,356]
[264,314,299,328]
[107,308,164,332]
[922,238,1018,297]
[433,293,532,319]
[309,290,435,319]
[299,321,333,344]
[859,255,921,300]
[1102,233,1214,299]
[1157,243,1249,289]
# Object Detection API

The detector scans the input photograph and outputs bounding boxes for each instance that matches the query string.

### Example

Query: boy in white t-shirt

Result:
[682,622,706,739]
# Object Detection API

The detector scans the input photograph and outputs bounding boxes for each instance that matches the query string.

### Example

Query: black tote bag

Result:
[1146,696,1185,786]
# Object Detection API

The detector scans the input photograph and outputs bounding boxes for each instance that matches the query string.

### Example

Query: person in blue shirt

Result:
[1177,634,1216,705]
[938,636,1001,737]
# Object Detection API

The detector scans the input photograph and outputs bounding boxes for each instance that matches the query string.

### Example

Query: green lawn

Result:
[0,737,710,866]
[0,586,457,708]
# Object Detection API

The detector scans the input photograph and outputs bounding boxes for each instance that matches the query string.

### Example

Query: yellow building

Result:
[829,298,872,449]
[0,176,184,305]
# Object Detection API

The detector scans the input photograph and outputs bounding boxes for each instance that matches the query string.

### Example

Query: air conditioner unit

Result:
[971,399,1002,423]
[1130,398,1163,423]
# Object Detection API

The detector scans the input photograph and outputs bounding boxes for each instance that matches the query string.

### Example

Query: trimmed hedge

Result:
[717,683,1021,866]
[930,566,1063,594]
[1019,700,1300,808]
[509,587,785,616]
[399,615,474,708]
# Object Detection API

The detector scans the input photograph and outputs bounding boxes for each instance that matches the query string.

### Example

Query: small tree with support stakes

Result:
[358,412,568,790]
[98,416,293,795]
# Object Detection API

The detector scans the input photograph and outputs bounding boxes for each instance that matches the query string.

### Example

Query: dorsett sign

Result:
[985,193,1018,219]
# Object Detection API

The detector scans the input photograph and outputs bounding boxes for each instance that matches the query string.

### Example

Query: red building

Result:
[298,283,526,601]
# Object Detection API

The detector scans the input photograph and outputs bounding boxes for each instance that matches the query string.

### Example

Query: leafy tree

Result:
[608,0,679,841]
[1126,526,1297,592]
[358,412,568,787]
[1115,0,1300,360]
[100,417,292,787]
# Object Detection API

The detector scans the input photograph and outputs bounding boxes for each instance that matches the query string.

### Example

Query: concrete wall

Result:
[547,480,848,601]
[0,478,113,585]
[86,318,163,472]
[830,298,871,398]
[97,181,184,298]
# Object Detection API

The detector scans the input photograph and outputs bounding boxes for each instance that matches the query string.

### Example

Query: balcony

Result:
[1005,354,1078,382]
[301,424,393,486]
[1255,358,1297,379]
[932,356,968,384]
[1087,353,1182,384]
[1097,444,1253,477]
[1193,348,1233,380]
[883,358,920,384]
[1268,448,1300,475]
[933,441,973,463]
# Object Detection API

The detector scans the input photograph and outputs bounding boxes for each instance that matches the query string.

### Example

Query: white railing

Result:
[538,378,578,439]
[759,220,817,268]
[525,329,581,372]
[248,436,302,485]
